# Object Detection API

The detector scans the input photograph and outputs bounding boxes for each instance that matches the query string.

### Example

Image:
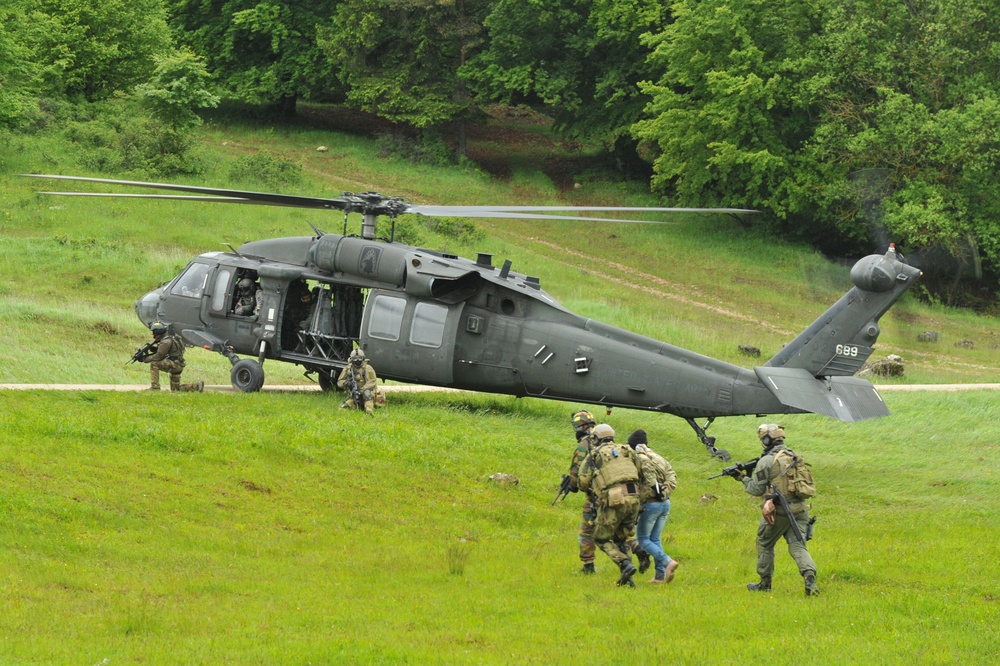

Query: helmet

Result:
[349,349,366,365]
[592,423,615,441]
[571,410,595,430]
[238,278,253,291]
[757,423,785,446]
[150,321,168,337]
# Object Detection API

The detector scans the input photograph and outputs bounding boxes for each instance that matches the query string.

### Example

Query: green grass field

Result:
[1,389,998,663]
[1,108,999,663]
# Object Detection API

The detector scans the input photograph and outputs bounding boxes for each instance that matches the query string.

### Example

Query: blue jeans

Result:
[636,499,671,578]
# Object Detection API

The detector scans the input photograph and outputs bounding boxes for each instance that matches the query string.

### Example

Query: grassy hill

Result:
[1,108,999,663]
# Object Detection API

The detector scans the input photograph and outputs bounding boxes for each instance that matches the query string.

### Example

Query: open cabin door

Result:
[359,290,457,385]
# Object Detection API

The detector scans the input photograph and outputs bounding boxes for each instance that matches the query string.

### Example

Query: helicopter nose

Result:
[135,287,164,327]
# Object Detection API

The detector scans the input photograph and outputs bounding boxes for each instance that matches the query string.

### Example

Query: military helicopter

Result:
[26,174,922,460]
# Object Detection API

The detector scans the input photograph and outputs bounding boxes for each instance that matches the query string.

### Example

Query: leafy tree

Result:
[466,0,667,163]
[635,0,1000,302]
[0,2,38,129]
[807,0,1000,301]
[633,0,824,213]
[22,0,172,101]
[320,0,489,135]
[136,50,220,128]
[167,0,340,114]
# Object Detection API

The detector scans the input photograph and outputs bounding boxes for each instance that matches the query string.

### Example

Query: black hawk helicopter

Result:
[26,174,921,460]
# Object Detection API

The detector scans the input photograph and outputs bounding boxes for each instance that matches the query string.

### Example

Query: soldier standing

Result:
[578,424,644,588]
[142,322,203,392]
[740,424,819,596]
[337,348,378,415]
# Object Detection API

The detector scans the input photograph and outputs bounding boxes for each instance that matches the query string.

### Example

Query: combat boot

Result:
[617,560,637,588]
[805,573,820,596]
[195,381,204,393]
[747,576,772,592]
[579,563,595,575]
[637,551,651,574]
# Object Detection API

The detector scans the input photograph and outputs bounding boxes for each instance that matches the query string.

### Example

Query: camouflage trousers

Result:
[755,510,816,579]
[579,498,645,564]
[340,391,374,415]
[592,496,642,566]
[149,359,198,391]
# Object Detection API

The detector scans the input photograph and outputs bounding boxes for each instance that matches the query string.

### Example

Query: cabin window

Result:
[410,303,448,348]
[211,268,233,312]
[368,295,405,341]
[170,263,211,298]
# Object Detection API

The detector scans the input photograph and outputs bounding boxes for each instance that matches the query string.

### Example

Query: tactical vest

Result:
[591,443,640,494]
[166,336,185,362]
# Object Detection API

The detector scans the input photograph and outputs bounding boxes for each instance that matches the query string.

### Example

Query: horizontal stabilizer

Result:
[754,367,889,422]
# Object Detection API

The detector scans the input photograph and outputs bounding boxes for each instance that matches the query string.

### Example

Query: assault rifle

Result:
[345,372,363,407]
[707,457,760,480]
[551,474,574,506]
[125,341,157,367]
[769,488,807,545]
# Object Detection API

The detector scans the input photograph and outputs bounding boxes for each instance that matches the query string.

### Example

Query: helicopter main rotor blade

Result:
[408,205,758,215]
[24,174,359,211]
[24,174,758,221]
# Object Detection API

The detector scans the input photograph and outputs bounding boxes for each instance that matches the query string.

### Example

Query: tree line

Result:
[2,0,998,305]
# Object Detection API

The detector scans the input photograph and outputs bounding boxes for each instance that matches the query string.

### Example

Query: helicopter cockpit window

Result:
[170,263,211,299]
[211,268,233,312]
[368,295,405,341]
[410,303,448,348]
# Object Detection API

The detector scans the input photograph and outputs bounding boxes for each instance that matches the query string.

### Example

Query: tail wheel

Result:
[231,359,265,393]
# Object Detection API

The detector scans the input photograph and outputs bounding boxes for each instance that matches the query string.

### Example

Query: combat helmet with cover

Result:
[349,348,366,366]
[571,410,595,431]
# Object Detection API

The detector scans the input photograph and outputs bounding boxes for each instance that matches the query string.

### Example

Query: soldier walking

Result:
[578,424,644,587]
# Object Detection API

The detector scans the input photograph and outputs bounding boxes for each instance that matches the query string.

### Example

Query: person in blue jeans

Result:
[628,429,679,584]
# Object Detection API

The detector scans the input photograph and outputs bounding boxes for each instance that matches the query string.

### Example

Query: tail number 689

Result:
[836,344,859,357]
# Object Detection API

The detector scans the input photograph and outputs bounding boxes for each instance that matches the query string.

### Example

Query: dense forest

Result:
[2,0,998,307]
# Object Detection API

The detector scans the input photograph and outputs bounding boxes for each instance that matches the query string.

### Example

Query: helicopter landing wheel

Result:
[231,359,265,393]
[317,369,337,392]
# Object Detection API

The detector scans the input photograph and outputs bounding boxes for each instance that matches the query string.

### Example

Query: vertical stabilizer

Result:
[764,247,922,377]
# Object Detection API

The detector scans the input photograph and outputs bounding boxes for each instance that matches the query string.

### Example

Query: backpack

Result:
[638,449,677,501]
[771,448,816,500]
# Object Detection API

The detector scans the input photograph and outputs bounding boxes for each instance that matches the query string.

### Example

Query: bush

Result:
[227,151,302,187]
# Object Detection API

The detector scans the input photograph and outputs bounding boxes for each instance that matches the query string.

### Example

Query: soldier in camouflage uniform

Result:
[337,348,378,415]
[566,411,649,575]
[740,424,819,596]
[578,424,644,588]
[142,322,203,392]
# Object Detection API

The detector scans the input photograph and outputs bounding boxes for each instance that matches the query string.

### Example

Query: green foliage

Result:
[63,104,204,177]
[0,2,39,130]
[374,130,455,167]
[168,0,340,111]
[136,50,220,129]
[226,150,302,187]
[466,0,667,143]
[320,0,489,129]
[22,0,172,101]
[635,0,1000,303]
